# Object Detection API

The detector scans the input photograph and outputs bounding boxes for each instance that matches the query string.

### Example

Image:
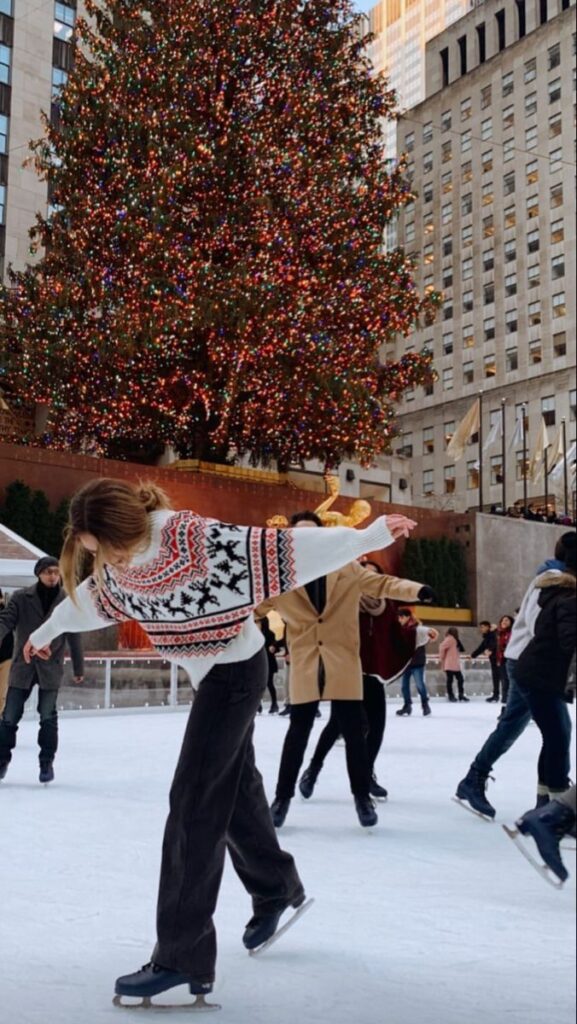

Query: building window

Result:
[570,389,576,422]
[466,462,478,490]
[398,432,413,458]
[0,111,7,154]
[444,422,456,449]
[423,470,434,496]
[405,131,415,153]
[441,172,452,194]
[551,254,565,279]
[504,171,516,196]
[444,466,456,494]
[482,182,493,206]
[405,221,416,243]
[542,396,556,427]
[462,224,473,246]
[528,301,541,326]
[527,264,540,290]
[529,339,542,364]
[504,239,516,263]
[524,58,536,84]
[505,310,518,334]
[0,1,12,15]
[461,129,472,154]
[527,229,539,254]
[461,193,473,216]
[442,236,452,258]
[481,84,492,110]
[423,427,435,455]
[525,125,538,150]
[503,138,515,162]
[442,140,452,164]
[481,117,492,141]
[526,194,539,219]
[553,332,567,358]
[483,249,494,272]
[0,182,5,224]
[482,215,494,239]
[441,110,452,132]
[422,183,433,205]
[462,257,473,281]
[549,113,562,138]
[548,43,560,70]
[443,302,453,322]
[484,354,497,378]
[484,282,495,305]
[443,367,453,391]
[481,151,492,174]
[423,151,433,174]
[441,203,452,225]
[443,332,454,355]
[548,78,561,104]
[463,328,475,349]
[503,105,514,130]
[442,266,453,289]
[461,160,473,184]
[549,148,562,172]
[0,42,10,85]
[551,219,564,244]
[484,317,495,342]
[552,292,566,318]
[423,243,433,265]
[504,206,516,230]
[506,347,518,372]
[516,451,529,481]
[526,159,538,184]
[405,389,415,404]
[525,92,537,117]
[463,361,474,385]
[460,98,472,122]
[491,454,503,486]
[463,290,474,313]
[505,273,517,297]
[422,121,433,144]
[550,183,563,208]
[502,69,514,96]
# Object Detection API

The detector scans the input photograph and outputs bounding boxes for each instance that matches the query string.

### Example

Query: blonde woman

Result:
[24,478,415,1008]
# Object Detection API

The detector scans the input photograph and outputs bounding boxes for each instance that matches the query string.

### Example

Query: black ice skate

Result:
[113,962,219,1011]
[454,766,496,821]
[503,800,576,888]
[243,895,314,956]
[39,761,55,785]
[369,775,388,801]
[0,762,8,782]
[396,703,412,716]
[299,763,320,799]
[270,797,290,828]
[355,795,378,828]
[421,699,431,716]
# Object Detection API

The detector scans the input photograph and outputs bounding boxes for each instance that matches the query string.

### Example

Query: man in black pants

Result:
[471,621,500,702]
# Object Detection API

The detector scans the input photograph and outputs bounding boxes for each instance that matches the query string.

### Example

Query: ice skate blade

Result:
[502,825,565,889]
[452,796,494,822]
[113,994,220,1012]
[249,898,315,956]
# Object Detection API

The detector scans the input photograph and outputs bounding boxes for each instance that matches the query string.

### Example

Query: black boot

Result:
[369,775,388,800]
[486,695,499,703]
[299,763,320,800]
[114,962,213,1000]
[459,695,470,703]
[448,694,458,703]
[516,800,576,883]
[396,703,412,717]
[270,797,291,828]
[455,765,496,819]
[0,762,8,781]
[279,705,291,717]
[268,703,279,714]
[421,699,431,717]
[242,894,306,950]
[354,795,378,828]
[39,761,55,784]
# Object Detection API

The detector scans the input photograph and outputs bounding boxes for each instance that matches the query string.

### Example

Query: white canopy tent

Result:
[0,523,47,593]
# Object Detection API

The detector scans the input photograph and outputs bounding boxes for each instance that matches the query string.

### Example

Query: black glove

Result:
[418,585,436,604]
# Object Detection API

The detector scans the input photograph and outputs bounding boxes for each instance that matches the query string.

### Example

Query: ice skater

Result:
[0,557,84,784]
[438,627,468,703]
[396,609,438,716]
[505,786,576,886]
[24,478,416,1009]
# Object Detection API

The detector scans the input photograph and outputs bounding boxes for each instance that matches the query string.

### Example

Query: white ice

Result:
[0,699,575,1024]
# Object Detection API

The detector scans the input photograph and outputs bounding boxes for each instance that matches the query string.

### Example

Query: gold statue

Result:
[266,475,372,529]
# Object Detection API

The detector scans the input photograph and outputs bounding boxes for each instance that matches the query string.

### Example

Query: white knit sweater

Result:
[30,509,394,688]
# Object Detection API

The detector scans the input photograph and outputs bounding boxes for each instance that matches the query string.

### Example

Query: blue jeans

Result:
[473,660,531,775]
[0,684,59,764]
[516,685,572,793]
[401,666,429,705]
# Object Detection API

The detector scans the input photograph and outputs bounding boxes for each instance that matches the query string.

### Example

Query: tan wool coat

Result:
[258,561,422,705]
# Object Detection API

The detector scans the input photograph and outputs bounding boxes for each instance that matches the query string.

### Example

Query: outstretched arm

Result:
[24,579,120,661]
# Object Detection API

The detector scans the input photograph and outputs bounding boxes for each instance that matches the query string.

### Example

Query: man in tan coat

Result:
[259,512,428,829]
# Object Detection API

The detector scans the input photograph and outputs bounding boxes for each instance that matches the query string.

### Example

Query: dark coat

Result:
[0,585,84,691]
[258,616,279,675]
[472,629,498,663]
[359,602,416,683]
[516,572,576,696]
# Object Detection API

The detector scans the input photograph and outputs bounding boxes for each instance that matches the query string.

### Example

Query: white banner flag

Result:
[446,399,480,462]
[550,442,577,483]
[529,418,550,483]
[547,425,565,470]
[509,412,524,450]
[473,418,502,470]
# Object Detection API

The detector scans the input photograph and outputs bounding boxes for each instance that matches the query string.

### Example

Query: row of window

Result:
[439,255,566,303]
[420,221,565,285]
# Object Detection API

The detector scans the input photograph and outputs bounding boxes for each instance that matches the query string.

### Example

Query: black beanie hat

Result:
[34,556,60,577]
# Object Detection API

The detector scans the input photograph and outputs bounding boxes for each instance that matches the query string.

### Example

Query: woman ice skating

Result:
[24,478,416,1009]
[396,609,439,716]
[439,627,468,703]
[496,615,515,705]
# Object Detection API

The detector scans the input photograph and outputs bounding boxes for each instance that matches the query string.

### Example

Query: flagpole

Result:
[501,398,506,513]
[544,446,549,518]
[478,391,484,512]
[522,403,528,511]
[562,418,568,517]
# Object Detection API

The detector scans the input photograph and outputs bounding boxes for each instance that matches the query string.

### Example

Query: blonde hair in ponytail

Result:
[60,478,172,600]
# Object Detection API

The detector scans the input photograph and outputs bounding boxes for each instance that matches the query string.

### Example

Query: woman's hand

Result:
[385,515,417,540]
[23,640,52,663]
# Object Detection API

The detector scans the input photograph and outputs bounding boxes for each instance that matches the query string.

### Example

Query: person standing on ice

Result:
[0,557,84,785]
[395,608,438,716]
[261,512,430,831]
[24,478,416,1009]
[438,627,468,703]
[455,531,576,820]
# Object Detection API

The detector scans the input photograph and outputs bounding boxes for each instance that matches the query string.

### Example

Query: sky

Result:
[354,0,376,11]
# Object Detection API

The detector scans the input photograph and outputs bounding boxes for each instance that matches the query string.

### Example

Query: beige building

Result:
[393,0,576,512]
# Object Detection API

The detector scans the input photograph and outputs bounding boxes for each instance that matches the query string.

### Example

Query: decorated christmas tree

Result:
[0,0,437,467]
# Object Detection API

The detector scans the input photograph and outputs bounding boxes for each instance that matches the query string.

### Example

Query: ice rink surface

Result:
[0,698,575,1024]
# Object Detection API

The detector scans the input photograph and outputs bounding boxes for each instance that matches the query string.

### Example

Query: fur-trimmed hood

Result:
[535,570,576,590]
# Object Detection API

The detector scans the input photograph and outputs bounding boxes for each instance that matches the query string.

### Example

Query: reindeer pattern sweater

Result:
[30,510,395,688]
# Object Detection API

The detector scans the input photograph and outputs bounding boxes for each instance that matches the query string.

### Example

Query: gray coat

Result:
[0,585,84,691]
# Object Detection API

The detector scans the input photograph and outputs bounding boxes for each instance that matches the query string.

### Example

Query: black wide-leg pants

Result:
[153,648,304,980]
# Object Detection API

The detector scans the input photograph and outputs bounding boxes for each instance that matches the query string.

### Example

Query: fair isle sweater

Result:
[30,510,395,688]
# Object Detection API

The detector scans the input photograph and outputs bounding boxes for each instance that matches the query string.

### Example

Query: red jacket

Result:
[359,602,416,683]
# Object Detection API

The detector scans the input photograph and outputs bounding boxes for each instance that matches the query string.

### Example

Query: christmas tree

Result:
[0,0,437,467]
